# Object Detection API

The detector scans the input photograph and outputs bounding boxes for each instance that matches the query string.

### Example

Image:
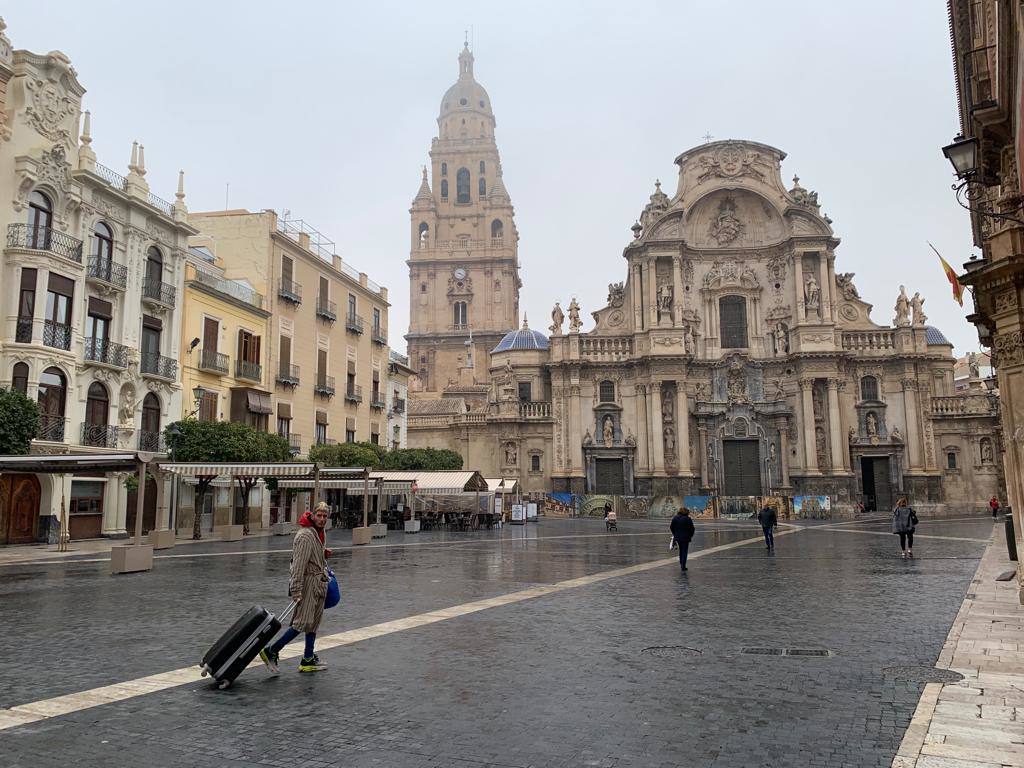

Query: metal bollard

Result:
[1006,513,1018,562]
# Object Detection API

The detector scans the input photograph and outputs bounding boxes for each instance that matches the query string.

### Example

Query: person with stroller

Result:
[604,501,618,531]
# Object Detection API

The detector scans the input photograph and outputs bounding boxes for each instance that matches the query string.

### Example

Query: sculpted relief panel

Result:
[683,190,786,249]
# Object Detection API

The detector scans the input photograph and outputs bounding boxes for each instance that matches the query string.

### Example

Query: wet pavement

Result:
[0,515,995,767]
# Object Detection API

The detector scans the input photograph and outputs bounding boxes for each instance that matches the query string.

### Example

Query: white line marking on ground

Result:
[0,527,798,731]
[809,528,990,543]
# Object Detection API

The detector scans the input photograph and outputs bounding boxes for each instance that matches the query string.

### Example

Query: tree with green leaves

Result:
[0,388,39,455]
[308,441,382,469]
[165,420,292,539]
[381,448,463,471]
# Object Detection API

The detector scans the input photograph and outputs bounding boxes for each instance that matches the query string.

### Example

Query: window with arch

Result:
[84,382,109,447]
[456,168,471,203]
[453,301,468,326]
[27,190,53,249]
[38,366,67,440]
[441,162,448,177]
[440,179,449,199]
[947,451,958,470]
[719,296,748,349]
[92,222,114,262]
[860,375,879,401]
[531,454,541,472]
[479,177,487,197]
[145,246,163,285]
[11,362,28,395]
[599,380,616,402]
[491,219,503,240]
[479,161,486,174]
[141,392,161,451]
[418,222,429,248]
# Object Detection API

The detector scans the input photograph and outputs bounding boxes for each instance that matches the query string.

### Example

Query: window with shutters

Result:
[198,390,218,422]
[453,301,467,327]
[719,296,748,349]
[238,330,260,364]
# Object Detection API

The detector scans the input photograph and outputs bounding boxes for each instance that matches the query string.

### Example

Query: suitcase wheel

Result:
[218,680,231,690]
[200,669,208,677]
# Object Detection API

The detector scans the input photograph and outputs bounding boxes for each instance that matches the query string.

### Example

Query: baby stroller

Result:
[605,509,618,532]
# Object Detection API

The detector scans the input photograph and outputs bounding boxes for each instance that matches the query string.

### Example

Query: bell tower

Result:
[406,43,521,394]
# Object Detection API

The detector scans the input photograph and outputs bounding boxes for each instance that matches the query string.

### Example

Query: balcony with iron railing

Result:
[235,359,263,382]
[37,414,67,442]
[93,161,129,191]
[86,256,128,289]
[7,223,83,263]
[370,390,386,409]
[138,429,165,453]
[81,423,123,449]
[15,317,32,343]
[314,374,336,397]
[345,384,363,404]
[345,313,364,334]
[278,278,302,304]
[392,397,406,414]
[43,320,71,351]
[371,326,387,345]
[141,352,177,381]
[84,337,129,368]
[315,436,337,447]
[316,297,337,322]
[198,348,229,375]
[284,433,301,455]
[142,277,176,308]
[276,364,300,387]
[187,265,264,310]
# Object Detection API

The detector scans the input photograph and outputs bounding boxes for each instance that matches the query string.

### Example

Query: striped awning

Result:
[276,478,413,492]
[158,462,315,478]
[484,478,519,493]
[0,453,141,473]
[369,470,488,495]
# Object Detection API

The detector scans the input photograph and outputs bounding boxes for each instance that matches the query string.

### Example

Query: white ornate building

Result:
[410,132,1003,514]
[0,20,191,542]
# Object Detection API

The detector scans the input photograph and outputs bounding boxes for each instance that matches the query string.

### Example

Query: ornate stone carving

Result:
[899,378,918,391]
[696,142,766,184]
[549,302,563,335]
[607,282,625,308]
[653,336,683,347]
[727,360,747,404]
[682,259,695,284]
[910,292,927,326]
[836,272,860,300]
[37,144,72,196]
[25,70,77,145]
[995,289,1018,313]
[606,309,625,327]
[602,415,614,447]
[804,274,820,314]
[772,323,789,356]
[567,298,582,333]
[703,259,759,290]
[894,285,911,327]
[708,197,744,245]
[503,441,518,465]
[766,253,787,284]
[789,175,820,209]
[994,330,1024,367]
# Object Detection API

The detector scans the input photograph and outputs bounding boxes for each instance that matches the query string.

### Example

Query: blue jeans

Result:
[269,627,316,658]
[762,525,775,549]
[676,540,689,570]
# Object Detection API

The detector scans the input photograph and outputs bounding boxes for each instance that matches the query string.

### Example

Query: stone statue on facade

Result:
[709,197,744,245]
[894,285,911,327]
[910,292,927,326]
[504,441,518,465]
[771,379,786,401]
[682,324,694,354]
[662,391,674,422]
[657,283,673,316]
[982,438,994,464]
[567,297,582,333]
[836,272,860,300]
[602,416,614,447]
[549,302,564,335]
[804,275,820,314]
[607,282,625,308]
[968,351,981,378]
[583,429,593,446]
[865,411,878,437]
[773,323,789,356]
[727,363,746,404]
[664,426,676,455]
[768,442,777,464]
[891,426,903,442]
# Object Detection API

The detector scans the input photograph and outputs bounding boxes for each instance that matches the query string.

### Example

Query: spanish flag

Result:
[928,241,965,307]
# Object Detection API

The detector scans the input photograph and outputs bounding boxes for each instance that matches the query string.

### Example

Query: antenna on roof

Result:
[224,182,230,210]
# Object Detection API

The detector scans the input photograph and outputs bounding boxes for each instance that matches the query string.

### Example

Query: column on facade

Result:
[826,254,837,324]
[902,379,922,469]
[800,378,819,473]
[698,423,709,488]
[676,382,691,474]
[635,384,649,473]
[650,381,665,474]
[154,473,170,530]
[826,379,846,472]
[32,268,48,343]
[569,383,583,474]
[101,472,123,535]
[631,263,643,330]
[818,255,832,323]
[114,473,128,533]
[672,254,684,326]
[777,421,791,487]
[646,259,658,328]
[793,254,805,324]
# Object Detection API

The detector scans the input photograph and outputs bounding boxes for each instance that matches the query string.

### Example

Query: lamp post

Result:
[942,134,1024,225]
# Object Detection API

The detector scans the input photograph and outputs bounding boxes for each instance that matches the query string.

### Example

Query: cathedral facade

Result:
[407,51,1001,515]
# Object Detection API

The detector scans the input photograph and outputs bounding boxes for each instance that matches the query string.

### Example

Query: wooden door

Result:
[203,317,218,353]
[594,458,625,495]
[723,440,762,496]
[0,474,41,544]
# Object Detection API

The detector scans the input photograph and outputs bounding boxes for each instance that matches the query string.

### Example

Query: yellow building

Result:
[189,210,391,455]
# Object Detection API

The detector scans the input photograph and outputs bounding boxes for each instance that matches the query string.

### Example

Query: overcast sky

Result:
[9,1,977,355]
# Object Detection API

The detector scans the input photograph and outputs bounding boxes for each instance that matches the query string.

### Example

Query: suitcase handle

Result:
[279,600,297,623]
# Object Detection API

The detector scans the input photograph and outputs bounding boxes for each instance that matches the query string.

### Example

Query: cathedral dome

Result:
[492,325,549,353]
[439,44,494,119]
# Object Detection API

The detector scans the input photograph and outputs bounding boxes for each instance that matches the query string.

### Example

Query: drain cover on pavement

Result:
[883,666,965,684]
[640,646,703,658]
[740,647,833,657]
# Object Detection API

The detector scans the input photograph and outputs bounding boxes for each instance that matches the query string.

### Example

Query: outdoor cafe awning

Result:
[484,477,520,493]
[0,453,142,474]
[157,462,316,478]
[276,477,413,493]
[371,470,488,496]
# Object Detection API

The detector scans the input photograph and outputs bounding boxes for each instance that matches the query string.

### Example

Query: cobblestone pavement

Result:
[0,515,996,767]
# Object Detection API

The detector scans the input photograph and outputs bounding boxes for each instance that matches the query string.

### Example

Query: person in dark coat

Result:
[757,504,778,550]
[892,496,918,559]
[670,508,696,571]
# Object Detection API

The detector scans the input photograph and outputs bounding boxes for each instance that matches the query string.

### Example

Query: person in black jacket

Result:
[670,508,696,571]
[757,504,778,550]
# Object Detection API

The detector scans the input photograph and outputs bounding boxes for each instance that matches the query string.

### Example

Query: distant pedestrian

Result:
[260,502,331,674]
[757,503,778,550]
[670,508,696,572]
[990,496,1001,519]
[892,496,918,559]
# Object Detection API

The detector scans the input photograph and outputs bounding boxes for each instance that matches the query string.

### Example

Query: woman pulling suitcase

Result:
[260,502,332,673]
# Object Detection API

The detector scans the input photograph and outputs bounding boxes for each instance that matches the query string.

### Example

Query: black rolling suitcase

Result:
[200,602,295,689]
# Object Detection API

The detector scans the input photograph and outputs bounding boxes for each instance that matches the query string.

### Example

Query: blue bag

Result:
[324,569,341,610]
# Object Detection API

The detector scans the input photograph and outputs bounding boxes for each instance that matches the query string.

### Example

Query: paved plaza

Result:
[0,515,1003,767]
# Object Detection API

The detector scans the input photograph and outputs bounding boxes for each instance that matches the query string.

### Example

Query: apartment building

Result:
[387,350,414,449]
[188,210,390,456]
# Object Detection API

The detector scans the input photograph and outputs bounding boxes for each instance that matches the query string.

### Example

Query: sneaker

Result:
[298,655,327,673]
[259,647,279,675]
[901,551,907,559]
[908,550,914,559]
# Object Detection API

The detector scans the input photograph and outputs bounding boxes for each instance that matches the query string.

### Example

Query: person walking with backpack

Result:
[260,502,331,673]
[892,496,918,559]
[757,503,778,550]
[670,507,696,572]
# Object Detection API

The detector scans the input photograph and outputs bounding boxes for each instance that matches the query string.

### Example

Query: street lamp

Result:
[941,134,1024,225]
[941,134,979,178]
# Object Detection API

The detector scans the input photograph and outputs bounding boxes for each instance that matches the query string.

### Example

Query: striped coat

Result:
[287,527,328,633]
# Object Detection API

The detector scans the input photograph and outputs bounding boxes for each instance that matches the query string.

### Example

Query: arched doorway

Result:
[83,381,110,447]
[0,474,41,544]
